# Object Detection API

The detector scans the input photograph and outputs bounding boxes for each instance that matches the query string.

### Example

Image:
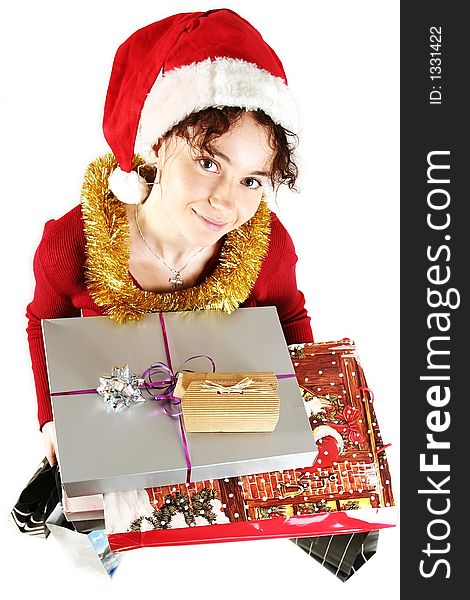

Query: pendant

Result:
[169,271,184,289]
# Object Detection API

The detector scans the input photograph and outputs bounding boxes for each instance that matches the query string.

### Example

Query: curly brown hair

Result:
[164,106,299,190]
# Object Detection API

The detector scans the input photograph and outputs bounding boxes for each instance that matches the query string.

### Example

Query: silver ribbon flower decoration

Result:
[97,365,145,411]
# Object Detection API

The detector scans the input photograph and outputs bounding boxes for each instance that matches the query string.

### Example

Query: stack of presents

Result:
[38,307,396,579]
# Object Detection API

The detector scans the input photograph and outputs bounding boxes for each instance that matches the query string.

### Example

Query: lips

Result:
[193,209,229,231]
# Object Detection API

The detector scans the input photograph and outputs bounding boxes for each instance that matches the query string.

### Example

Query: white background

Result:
[0,0,400,597]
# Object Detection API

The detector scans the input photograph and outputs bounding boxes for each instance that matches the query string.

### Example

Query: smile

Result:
[193,209,228,231]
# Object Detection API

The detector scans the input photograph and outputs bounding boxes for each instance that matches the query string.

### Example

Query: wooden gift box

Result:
[104,339,397,551]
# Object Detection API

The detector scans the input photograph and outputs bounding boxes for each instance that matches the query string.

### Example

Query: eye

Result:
[199,158,218,172]
[242,177,262,189]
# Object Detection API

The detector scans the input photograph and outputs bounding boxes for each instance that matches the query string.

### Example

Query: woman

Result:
[23,8,368,581]
[26,9,316,467]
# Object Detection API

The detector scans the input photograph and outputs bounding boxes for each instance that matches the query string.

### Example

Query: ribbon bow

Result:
[141,355,215,416]
[330,405,365,443]
[201,377,255,394]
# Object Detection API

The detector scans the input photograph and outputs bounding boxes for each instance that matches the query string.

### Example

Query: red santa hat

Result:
[103,8,299,204]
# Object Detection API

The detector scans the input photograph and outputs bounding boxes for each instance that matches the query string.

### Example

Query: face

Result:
[152,112,274,247]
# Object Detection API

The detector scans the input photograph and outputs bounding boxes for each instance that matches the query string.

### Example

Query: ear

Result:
[148,141,162,164]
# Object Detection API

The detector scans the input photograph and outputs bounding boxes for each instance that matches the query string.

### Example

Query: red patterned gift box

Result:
[105,339,396,551]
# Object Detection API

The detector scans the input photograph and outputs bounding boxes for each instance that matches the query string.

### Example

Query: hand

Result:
[42,421,58,466]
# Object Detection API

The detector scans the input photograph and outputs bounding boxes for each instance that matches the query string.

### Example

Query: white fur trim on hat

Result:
[312,425,344,453]
[108,167,150,205]
[137,57,298,160]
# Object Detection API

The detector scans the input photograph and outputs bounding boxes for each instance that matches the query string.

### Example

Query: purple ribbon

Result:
[139,313,216,483]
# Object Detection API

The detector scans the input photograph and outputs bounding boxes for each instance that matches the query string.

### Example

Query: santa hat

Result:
[297,426,344,474]
[103,8,299,204]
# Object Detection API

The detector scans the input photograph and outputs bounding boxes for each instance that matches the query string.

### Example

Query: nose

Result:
[208,180,237,217]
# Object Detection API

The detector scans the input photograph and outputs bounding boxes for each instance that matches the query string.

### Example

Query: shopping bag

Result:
[10,457,60,537]
[45,503,122,578]
[292,530,380,581]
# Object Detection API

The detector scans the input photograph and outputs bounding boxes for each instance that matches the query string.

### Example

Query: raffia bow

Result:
[201,377,256,394]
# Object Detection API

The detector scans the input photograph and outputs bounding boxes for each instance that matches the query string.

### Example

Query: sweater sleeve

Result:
[26,218,82,430]
[247,214,314,345]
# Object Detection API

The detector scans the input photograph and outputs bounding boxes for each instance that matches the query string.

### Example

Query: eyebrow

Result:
[211,149,271,178]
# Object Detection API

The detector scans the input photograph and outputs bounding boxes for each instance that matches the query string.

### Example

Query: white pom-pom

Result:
[108,166,150,204]
[304,396,326,417]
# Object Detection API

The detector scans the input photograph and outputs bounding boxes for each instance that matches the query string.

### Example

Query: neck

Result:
[136,186,206,265]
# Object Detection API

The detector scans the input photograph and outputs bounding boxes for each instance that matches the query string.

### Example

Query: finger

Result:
[45,444,57,466]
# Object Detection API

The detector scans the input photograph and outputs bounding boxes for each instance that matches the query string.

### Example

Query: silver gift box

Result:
[42,307,316,497]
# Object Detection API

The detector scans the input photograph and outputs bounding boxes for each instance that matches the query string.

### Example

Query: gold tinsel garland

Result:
[81,154,272,323]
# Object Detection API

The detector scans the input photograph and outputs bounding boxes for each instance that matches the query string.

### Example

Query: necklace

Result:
[134,204,206,289]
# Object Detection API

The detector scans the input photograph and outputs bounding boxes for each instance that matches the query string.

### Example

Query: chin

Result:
[187,222,233,246]
[197,232,226,248]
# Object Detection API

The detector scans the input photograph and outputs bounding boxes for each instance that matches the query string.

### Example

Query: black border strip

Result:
[401,2,466,595]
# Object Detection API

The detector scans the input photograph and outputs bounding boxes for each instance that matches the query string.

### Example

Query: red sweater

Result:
[26,204,313,429]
